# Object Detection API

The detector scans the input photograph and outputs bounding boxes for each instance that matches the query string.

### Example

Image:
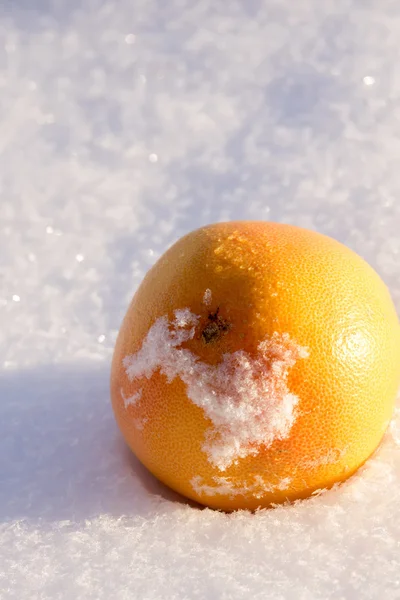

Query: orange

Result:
[111,222,400,511]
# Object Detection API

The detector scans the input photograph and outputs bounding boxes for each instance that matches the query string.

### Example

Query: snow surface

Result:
[1,0,400,598]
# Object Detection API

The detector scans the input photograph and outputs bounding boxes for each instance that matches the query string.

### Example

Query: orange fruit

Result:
[111,221,400,511]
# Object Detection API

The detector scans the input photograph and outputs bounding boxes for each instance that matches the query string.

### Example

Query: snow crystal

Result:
[300,447,347,471]
[203,289,212,306]
[133,417,148,431]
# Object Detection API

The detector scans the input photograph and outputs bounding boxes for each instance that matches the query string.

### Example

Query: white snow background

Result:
[1,1,400,598]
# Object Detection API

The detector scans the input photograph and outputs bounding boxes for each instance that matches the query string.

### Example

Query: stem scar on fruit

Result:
[201,306,232,344]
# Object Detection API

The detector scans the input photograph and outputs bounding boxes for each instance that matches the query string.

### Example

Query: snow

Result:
[1,0,400,598]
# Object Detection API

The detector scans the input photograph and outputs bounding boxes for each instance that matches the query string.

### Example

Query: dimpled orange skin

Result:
[111,221,400,511]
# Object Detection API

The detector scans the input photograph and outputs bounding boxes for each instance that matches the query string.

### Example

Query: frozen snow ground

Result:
[1,1,400,598]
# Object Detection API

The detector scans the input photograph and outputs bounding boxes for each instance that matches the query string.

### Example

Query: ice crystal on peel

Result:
[203,289,212,306]
[120,388,142,408]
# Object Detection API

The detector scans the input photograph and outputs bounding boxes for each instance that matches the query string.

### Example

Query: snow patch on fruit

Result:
[191,474,292,499]
[123,309,309,471]
[120,387,142,408]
